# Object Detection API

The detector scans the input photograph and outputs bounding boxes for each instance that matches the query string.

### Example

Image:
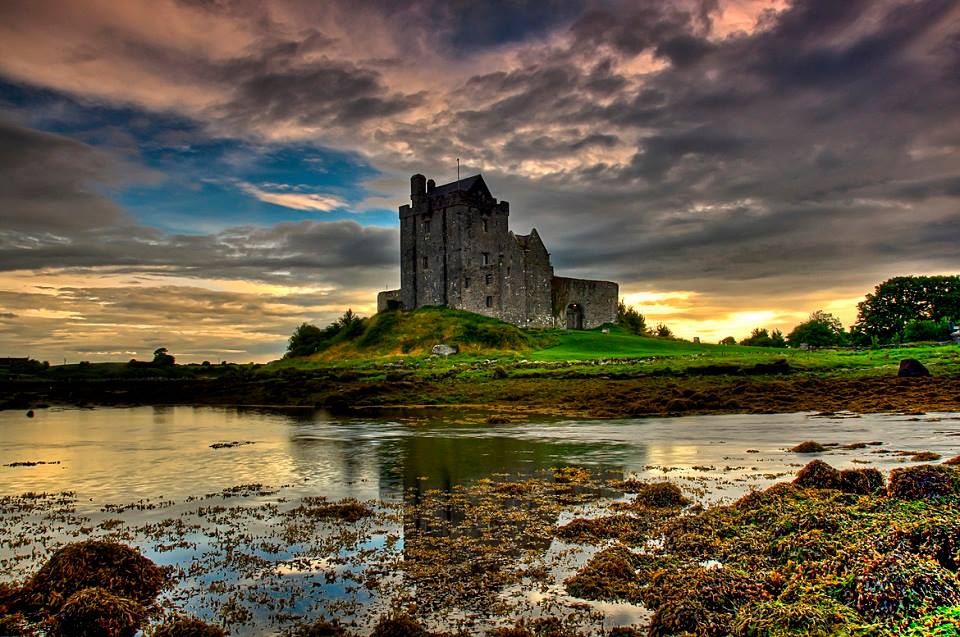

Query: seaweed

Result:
[888,465,960,500]
[838,468,884,495]
[793,460,842,490]
[153,616,227,637]
[730,592,863,636]
[790,441,826,453]
[563,544,641,602]
[48,587,146,637]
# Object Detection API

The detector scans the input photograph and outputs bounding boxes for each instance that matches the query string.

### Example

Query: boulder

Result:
[431,343,458,356]
[898,359,930,377]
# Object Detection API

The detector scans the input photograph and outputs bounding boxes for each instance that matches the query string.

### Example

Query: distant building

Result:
[377,173,618,329]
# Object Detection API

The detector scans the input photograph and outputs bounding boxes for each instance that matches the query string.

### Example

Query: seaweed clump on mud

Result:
[291,497,374,522]
[888,464,960,500]
[48,587,146,637]
[789,441,826,453]
[625,482,690,508]
[558,461,960,636]
[1,540,169,635]
[154,615,227,637]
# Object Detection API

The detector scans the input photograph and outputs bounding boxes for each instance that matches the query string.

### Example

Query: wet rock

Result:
[430,344,458,357]
[898,359,930,377]
[794,460,842,489]
[25,410,34,418]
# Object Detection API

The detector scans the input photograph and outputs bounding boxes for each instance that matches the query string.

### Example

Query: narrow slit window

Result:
[485,273,493,285]
[481,252,490,265]
[464,277,470,289]
[485,296,493,308]
[481,218,488,232]
[422,256,428,269]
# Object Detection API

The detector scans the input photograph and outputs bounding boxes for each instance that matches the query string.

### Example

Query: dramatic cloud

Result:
[1,0,959,354]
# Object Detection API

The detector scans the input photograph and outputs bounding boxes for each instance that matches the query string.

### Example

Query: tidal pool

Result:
[1,406,958,634]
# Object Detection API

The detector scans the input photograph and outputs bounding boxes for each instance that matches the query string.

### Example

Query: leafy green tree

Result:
[903,318,952,342]
[853,275,960,343]
[286,323,327,358]
[617,300,648,335]
[719,336,737,345]
[655,323,673,338]
[741,328,787,347]
[152,347,175,366]
[787,311,847,348]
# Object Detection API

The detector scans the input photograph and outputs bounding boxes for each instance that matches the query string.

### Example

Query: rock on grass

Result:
[888,464,960,500]
[48,587,146,637]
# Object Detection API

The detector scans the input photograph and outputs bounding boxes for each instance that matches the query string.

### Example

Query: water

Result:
[2,406,959,633]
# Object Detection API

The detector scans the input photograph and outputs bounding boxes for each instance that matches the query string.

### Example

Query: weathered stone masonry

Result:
[377,173,618,329]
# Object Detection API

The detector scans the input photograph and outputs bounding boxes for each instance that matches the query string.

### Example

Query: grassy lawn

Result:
[526,325,769,361]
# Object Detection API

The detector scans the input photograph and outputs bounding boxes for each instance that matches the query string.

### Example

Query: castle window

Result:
[507,267,511,276]
[485,273,493,285]
[485,296,493,308]
[464,277,470,289]
[482,218,488,232]
[422,256,428,269]
[422,217,431,232]
[481,252,490,265]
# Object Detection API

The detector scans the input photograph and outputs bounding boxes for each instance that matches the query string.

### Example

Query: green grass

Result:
[527,325,772,361]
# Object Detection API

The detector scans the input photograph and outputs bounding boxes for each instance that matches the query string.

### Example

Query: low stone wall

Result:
[551,277,619,329]
[377,289,402,312]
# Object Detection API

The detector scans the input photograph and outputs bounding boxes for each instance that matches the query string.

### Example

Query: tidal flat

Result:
[2,407,960,635]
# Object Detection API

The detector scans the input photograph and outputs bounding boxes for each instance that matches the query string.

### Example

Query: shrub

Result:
[888,465,959,500]
[793,460,842,490]
[48,587,146,637]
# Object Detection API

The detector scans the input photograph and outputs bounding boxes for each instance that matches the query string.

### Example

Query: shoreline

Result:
[4,371,960,420]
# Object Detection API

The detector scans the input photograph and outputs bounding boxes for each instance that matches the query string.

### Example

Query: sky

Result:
[1,0,959,363]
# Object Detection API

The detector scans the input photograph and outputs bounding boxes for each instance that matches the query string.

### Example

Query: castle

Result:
[377,173,618,329]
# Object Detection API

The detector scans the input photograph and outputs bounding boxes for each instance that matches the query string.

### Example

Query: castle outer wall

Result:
[378,174,618,330]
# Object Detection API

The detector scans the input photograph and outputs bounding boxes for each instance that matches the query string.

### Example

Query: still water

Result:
[1,406,959,633]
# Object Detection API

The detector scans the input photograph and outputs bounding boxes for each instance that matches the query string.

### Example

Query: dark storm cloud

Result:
[0,118,146,232]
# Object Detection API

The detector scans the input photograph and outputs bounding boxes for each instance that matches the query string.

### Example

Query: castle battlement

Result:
[378,173,618,329]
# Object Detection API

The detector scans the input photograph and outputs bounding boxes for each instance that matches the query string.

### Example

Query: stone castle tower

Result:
[377,173,618,329]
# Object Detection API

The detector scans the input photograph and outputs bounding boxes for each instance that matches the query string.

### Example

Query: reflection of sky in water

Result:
[2,407,960,633]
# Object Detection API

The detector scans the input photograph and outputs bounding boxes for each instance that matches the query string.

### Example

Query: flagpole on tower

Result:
[457,158,460,190]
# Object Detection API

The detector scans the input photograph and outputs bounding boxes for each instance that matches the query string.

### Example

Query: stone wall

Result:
[377,289,401,312]
[551,277,619,329]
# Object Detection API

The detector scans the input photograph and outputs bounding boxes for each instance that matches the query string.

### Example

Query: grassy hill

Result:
[281,306,777,364]
[292,306,555,360]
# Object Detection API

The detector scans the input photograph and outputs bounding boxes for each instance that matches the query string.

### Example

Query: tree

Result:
[617,300,648,335]
[152,347,175,366]
[853,275,960,343]
[655,323,673,338]
[286,323,328,358]
[903,318,952,342]
[786,311,847,348]
[719,336,737,345]
[740,328,787,348]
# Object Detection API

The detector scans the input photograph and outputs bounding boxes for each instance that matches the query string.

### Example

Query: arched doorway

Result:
[565,303,583,330]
